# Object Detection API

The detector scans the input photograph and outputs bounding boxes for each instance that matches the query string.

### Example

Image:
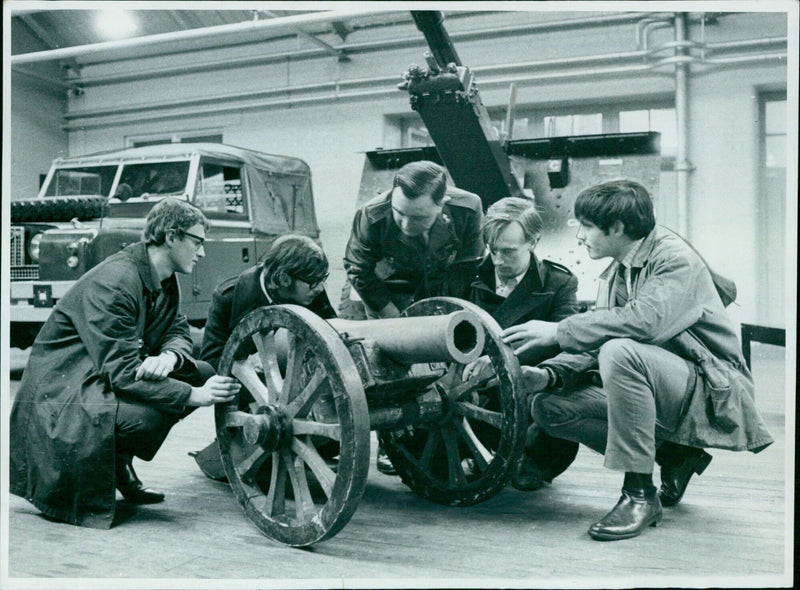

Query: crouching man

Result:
[502,180,773,541]
[10,198,241,528]
[190,234,336,480]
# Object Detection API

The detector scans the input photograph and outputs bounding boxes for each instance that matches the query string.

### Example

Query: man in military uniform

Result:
[342,160,484,320]
[341,160,484,472]
[463,196,580,491]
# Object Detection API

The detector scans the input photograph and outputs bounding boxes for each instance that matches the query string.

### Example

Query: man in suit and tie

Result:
[463,196,580,491]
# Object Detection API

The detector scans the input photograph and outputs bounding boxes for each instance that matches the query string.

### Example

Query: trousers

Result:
[115,359,215,461]
[532,338,692,473]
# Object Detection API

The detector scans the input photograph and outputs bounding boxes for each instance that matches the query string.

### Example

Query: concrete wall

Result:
[11,10,793,327]
[9,19,69,200]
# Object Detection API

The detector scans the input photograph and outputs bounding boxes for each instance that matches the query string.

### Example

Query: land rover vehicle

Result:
[9,143,320,349]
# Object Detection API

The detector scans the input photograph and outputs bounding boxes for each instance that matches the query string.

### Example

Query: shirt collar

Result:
[619,237,646,269]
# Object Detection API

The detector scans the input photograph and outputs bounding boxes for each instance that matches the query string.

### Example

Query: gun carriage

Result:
[215,298,525,546]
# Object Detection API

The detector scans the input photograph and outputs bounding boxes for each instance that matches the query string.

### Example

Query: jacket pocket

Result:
[707,382,739,433]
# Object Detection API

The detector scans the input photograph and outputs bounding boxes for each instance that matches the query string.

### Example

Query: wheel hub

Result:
[241,404,294,451]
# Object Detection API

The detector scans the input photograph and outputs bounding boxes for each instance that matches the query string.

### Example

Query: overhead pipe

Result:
[61,34,786,123]
[15,11,660,80]
[10,8,407,65]
[59,50,785,131]
[70,29,786,89]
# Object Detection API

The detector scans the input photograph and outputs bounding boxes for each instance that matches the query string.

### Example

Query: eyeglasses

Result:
[179,229,205,248]
[293,272,329,290]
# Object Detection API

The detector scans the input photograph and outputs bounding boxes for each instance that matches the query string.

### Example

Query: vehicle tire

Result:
[11,196,108,223]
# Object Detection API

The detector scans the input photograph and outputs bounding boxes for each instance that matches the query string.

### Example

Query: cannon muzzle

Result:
[328,310,484,365]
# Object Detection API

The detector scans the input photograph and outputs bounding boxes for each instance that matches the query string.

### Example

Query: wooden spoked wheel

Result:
[380,297,526,506]
[215,305,370,547]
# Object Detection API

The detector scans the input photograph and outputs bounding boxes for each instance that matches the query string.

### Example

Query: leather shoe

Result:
[588,489,662,541]
[376,449,397,476]
[659,448,712,507]
[510,455,550,491]
[116,456,165,504]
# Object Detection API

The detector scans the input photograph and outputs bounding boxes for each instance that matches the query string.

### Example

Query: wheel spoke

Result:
[291,438,336,498]
[253,331,284,399]
[235,445,271,482]
[448,374,497,401]
[278,332,302,404]
[292,419,341,441]
[282,450,316,523]
[419,428,442,471]
[284,369,328,419]
[440,426,467,486]
[264,451,286,517]
[455,400,503,430]
[455,417,492,471]
[231,360,271,407]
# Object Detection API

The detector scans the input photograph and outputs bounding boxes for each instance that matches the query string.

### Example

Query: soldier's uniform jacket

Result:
[200,265,336,371]
[10,241,196,528]
[470,255,579,366]
[343,187,484,312]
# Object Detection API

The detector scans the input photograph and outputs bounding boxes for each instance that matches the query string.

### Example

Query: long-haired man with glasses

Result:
[191,234,336,480]
[10,198,241,529]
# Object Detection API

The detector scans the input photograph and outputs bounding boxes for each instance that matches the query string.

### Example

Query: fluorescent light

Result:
[95,9,137,39]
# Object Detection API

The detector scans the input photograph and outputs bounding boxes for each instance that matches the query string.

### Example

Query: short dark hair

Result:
[483,197,543,247]
[573,179,656,239]
[393,161,447,204]
[261,234,329,290]
[143,198,209,246]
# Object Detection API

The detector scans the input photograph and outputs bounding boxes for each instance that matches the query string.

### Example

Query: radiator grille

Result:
[11,265,40,281]
[10,226,25,266]
[10,226,40,281]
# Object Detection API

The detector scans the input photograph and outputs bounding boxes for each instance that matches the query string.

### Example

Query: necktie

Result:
[615,264,628,307]
[498,277,518,298]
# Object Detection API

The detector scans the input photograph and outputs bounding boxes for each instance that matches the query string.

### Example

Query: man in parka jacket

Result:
[502,180,773,541]
[10,198,241,528]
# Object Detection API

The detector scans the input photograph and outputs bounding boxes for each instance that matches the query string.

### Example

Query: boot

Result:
[588,472,662,541]
[116,454,165,504]
[657,442,712,507]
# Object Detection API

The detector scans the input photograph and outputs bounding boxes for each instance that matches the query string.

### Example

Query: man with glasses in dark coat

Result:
[10,198,241,528]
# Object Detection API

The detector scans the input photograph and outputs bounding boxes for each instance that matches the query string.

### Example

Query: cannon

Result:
[214,297,526,546]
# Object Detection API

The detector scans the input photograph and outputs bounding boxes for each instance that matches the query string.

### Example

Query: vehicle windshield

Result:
[43,166,118,197]
[113,161,191,201]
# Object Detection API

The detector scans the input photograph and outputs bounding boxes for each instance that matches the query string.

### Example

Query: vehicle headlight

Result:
[28,233,43,261]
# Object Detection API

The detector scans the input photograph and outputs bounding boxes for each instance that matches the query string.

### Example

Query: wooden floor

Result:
[3,343,792,589]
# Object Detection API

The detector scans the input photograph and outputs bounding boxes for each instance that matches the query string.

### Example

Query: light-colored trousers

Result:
[532,338,692,473]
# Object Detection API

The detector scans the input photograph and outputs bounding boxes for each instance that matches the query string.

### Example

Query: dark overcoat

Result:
[469,255,579,366]
[542,226,773,452]
[199,265,336,371]
[10,242,196,528]
[343,187,484,312]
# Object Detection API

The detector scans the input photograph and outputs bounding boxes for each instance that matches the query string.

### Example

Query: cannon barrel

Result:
[328,310,484,365]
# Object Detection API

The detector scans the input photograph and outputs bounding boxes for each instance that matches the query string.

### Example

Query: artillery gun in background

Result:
[358,10,663,303]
